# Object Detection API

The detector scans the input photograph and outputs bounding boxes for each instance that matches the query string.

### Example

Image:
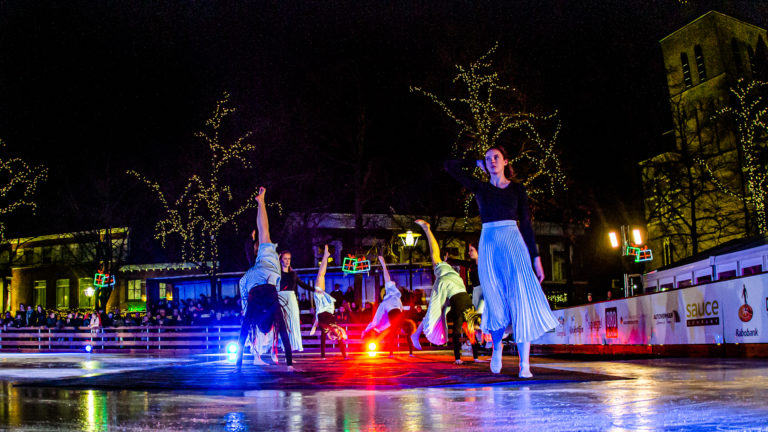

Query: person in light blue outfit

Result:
[445,146,558,377]
[361,256,415,357]
[235,187,293,371]
[409,219,483,365]
[310,245,348,359]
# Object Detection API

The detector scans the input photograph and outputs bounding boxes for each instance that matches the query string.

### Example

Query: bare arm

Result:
[414,219,441,266]
[377,256,391,284]
[255,187,271,245]
[315,245,330,291]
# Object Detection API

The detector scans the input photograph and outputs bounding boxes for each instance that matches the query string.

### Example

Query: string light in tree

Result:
[128,92,267,280]
[0,140,48,241]
[410,43,566,216]
[703,78,768,234]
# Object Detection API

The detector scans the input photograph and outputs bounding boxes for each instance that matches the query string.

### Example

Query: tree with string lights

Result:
[0,138,47,309]
[703,78,768,234]
[128,92,261,302]
[410,43,566,208]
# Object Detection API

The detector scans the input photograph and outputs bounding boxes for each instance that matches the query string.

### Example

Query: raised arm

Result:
[414,219,441,267]
[255,187,271,245]
[315,245,330,291]
[444,159,483,193]
[377,256,391,284]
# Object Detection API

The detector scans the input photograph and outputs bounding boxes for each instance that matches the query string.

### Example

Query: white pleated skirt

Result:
[477,220,558,343]
[252,290,304,354]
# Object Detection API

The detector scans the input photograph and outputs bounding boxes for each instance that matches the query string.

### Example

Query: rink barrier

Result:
[0,323,433,354]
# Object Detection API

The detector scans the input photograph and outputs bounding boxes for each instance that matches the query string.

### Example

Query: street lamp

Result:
[608,225,651,298]
[398,230,421,291]
[84,286,95,309]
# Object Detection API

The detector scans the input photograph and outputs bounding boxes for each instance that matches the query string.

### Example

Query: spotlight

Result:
[367,342,377,351]
[226,342,239,354]
[85,344,93,353]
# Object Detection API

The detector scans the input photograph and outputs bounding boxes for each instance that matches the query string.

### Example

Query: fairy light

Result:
[0,140,48,241]
[127,92,267,277]
[703,78,768,234]
[410,43,567,215]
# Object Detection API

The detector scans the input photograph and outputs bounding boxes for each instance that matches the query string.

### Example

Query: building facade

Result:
[641,11,768,271]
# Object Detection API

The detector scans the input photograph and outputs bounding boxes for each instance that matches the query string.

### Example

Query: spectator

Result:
[335,305,351,323]
[90,311,101,329]
[606,291,613,301]
[46,312,57,328]
[3,311,14,327]
[343,286,355,304]
[330,284,345,308]
[142,311,155,326]
[587,293,593,303]
[31,305,46,327]
[15,304,27,327]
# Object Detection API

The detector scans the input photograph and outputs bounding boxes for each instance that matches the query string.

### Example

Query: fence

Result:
[0,323,427,354]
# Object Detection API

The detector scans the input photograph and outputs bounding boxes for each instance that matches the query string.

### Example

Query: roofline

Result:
[660,10,767,43]
[2,227,131,246]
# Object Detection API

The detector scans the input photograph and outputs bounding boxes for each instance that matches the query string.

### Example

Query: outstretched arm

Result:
[315,245,330,291]
[414,219,441,267]
[377,256,391,284]
[255,187,271,245]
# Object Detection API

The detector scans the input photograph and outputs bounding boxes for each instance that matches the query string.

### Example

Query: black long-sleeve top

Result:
[280,269,314,294]
[445,159,539,259]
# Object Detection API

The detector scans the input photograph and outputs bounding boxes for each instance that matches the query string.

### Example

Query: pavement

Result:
[0,351,767,431]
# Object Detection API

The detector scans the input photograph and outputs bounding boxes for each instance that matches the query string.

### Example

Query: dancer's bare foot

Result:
[491,343,503,374]
[455,359,464,365]
[410,333,422,350]
[271,352,279,364]
[519,363,532,378]
[253,356,268,366]
[473,358,489,363]
[286,366,296,372]
[414,219,429,229]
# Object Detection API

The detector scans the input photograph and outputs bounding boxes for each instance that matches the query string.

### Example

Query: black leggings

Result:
[318,312,347,359]
[385,309,413,355]
[238,284,293,366]
[449,292,480,361]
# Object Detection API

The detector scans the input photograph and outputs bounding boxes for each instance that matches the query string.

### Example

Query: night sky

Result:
[1,1,767,263]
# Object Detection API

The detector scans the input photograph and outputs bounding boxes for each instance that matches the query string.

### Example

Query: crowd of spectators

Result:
[2,285,428,330]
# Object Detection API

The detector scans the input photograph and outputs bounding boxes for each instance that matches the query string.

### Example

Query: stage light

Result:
[608,231,619,248]
[85,344,93,353]
[225,342,239,361]
[367,342,377,351]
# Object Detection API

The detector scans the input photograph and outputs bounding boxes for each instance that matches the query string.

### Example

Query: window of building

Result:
[681,52,692,88]
[677,279,692,288]
[550,243,566,282]
[79,277,94,309]
[694,45,707,81]
[33,280,46,307]
[128,279,144,301]
[717,269,737,281]
[662,238,673,267]
[741,264,762,276]
[42,247,53,264]
[660,282,674,291]
[732,39,743,75]
[56,279,70,309]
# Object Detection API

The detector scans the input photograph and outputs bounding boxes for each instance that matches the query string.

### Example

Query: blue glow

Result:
[85,345,93,353]
[226,342,238,354]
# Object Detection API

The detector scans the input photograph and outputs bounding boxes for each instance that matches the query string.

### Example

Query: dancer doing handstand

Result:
[235,187,293,371]
[311,245,349,359]
[361,256,415,357]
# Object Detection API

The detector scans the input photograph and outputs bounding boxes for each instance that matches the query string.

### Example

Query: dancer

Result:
[360,256,415,357]
[235,187,293,371]
[409,219,483,364]
[310,245,348,359]
[445,146,558,377]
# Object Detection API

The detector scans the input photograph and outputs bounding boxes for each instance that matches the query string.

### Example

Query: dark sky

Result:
[1,0,767,242]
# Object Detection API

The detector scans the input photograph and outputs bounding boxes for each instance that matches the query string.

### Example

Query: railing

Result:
[0,324,427,353]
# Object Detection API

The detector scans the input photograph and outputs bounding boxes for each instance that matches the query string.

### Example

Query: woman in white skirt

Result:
[445,147,558,377]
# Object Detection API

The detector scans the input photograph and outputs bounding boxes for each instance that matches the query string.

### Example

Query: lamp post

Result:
[398,230,421,291]
[84,286,94,309]
[608,225,649,298]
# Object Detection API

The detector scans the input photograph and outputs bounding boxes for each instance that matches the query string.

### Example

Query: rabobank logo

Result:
[735,328,758,338]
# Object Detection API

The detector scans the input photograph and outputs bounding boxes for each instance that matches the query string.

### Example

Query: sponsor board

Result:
[721,274,768,343]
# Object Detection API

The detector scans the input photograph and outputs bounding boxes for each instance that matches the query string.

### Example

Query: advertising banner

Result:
[721,273,768,343]
[605,295,650,345]
[648,289,685,344]
[677,283,725,344]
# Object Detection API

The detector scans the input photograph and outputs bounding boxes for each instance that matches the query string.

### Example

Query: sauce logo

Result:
[738,285,753,323]
[605,307,618,338]
[686,300,719,327]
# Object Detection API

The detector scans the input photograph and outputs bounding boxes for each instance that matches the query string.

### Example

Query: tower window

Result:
[732,39,743,75]
[694,45,707,81]
[681,53,692,88]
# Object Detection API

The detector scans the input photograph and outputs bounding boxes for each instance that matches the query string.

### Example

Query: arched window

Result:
[694,45,707,81]
[732,38,743,75]
[681,52,692,88]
